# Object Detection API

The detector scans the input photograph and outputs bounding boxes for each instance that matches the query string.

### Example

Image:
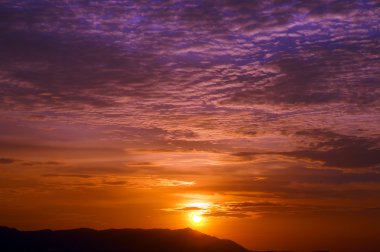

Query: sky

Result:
[0,0,380,251]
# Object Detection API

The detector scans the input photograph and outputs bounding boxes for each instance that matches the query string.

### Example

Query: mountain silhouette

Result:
[0,226,250,252]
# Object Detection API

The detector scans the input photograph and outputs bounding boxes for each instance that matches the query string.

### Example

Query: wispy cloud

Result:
[0,158,17,164]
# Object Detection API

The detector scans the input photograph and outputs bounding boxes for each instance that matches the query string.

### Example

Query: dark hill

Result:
[0,226,249,252]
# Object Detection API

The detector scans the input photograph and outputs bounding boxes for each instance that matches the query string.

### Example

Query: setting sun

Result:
[191,214,203,224]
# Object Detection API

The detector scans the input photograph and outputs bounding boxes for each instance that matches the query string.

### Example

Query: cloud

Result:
[102,180,128,186]
[228,129,380,170]
[1,0,380,225]
[167,199,328,218]
[0,158,16,164]
[27,115,48,120]
[0,0,378,148]
[22,161,64,166]
[175,206,204,211]
[41,174,93,179]
[287,129,380,169]
[155,179,195,187]
[222,48,380,108]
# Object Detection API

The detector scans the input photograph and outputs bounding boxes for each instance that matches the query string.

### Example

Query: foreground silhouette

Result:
[0,226,249,252]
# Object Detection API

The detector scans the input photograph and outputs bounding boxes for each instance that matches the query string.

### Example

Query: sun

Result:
[192,214,203,223]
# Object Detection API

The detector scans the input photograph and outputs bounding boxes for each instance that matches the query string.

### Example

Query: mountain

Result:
[0,226,249,252]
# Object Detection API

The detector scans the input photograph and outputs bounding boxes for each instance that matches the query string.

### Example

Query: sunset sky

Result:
[0,0,380,251]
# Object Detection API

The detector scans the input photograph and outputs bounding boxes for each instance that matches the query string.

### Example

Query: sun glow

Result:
[187,202,211,209]
[181,201,211,226]
[192,214,203,223]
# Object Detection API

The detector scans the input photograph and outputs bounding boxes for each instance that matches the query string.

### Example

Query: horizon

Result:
[0,225,328,252]
[0,0,379,252]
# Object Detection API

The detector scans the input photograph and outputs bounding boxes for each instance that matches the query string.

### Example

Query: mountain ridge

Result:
[0,226,250,252]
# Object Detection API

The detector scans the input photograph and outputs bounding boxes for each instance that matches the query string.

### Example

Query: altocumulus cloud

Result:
[1,0,380,222]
